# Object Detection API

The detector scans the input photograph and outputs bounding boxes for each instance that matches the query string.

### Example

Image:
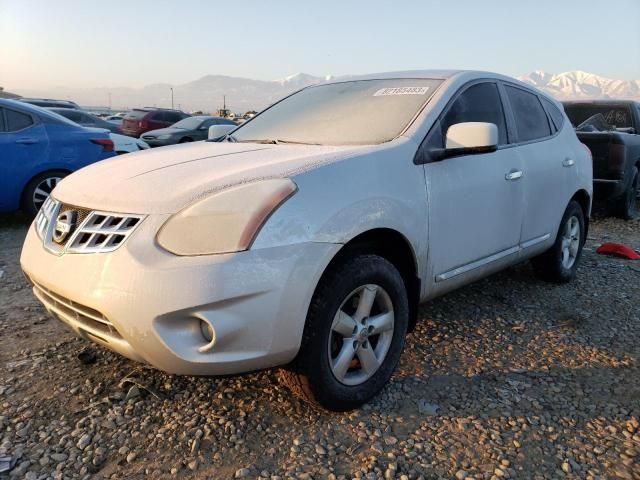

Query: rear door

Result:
[422,81,525,291]
[0,107,49,211]
[502,84,568,249]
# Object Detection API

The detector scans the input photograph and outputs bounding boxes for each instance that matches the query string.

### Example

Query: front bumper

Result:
[20,215,340,375]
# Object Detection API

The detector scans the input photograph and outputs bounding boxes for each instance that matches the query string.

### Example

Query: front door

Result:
[420,81,525,290]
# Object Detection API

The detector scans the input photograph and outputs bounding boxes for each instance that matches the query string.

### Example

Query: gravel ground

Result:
[0,211,638,480]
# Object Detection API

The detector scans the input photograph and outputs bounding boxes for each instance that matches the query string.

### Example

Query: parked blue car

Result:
[0,99,116,215]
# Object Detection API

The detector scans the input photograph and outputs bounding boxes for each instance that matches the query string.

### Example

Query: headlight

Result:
[157,134,171,140]
[157,178,297,255]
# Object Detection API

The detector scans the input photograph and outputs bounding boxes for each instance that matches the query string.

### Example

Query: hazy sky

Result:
[1,0,639,90]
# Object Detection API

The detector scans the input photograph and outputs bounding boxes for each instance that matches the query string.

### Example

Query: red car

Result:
[120,108,189,137]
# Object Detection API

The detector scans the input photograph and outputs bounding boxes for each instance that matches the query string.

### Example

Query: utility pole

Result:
[170,87,174,109]
[108,92,112,112]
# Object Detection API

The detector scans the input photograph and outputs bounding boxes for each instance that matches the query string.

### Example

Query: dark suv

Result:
[120,108,189,137]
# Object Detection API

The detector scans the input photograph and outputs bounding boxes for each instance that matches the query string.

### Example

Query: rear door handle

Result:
[505,169,523,181]
[562,158,575,167]
[15,138,38,145]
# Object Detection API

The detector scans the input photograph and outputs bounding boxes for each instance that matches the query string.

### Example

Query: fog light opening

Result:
[197,319,216,354]
[200,319,214,342]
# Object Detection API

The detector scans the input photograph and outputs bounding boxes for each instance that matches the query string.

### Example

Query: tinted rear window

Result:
[6,109,34,132]
[505,86,551,142]
[563,104,633,129]
[124,110,150,120]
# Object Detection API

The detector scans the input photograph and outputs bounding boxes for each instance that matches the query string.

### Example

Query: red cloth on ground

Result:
[596,242,640,260]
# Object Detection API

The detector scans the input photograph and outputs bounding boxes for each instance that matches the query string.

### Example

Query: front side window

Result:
[440,82,508,145]
[0,108,6,132]
[505,86,551,142]
[5,109,34,132]
[231,78,443,145]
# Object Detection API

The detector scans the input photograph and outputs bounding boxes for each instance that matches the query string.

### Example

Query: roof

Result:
[0,98,73,121]
[561,99,640,106]
[0,88,20,99]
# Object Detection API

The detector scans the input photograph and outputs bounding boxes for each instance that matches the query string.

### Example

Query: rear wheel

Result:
[278,254,409,411]
[22,170,68,217]
[614,167,638,220]
[531,200,585,283]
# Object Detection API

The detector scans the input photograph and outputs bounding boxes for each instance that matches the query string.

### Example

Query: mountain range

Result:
[12,70,640,113]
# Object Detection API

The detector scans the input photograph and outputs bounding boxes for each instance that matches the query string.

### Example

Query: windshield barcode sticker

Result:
[373,87,430,96]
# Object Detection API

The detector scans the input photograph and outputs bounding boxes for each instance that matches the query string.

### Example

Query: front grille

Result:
[32,281,123,341]
[64,211,143,253]
[37,199,145,255]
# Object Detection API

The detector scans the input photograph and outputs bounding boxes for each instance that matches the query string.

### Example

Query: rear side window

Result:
[62,110,83,123]
[505,86,551,142]
[165,112,183,123]
[440,82,508,145]
[5,109,34,132]
[542,97,564,132]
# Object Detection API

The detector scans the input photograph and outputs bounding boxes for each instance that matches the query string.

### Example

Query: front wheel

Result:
[278,254,409,411]
[531,200,585,283]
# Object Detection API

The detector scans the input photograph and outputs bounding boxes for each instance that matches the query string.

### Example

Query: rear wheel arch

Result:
[316,228,421,332]
[570,189,591,240]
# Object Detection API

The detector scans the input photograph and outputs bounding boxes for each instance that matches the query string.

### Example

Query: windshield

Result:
[171,117,207,129]
[564,104,633,129]
[231,78,443,145]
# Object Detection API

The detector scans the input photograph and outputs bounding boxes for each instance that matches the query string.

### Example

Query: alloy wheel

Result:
[561,216,580,269]
[32,176,62,212]
[327,284,394,386]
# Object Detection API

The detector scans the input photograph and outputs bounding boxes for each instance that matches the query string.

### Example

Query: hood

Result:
[53,141,371,214]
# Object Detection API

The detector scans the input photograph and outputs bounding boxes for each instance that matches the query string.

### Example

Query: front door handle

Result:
[505,169,523,181]
[15,138,38,145]
[562,158,575,167]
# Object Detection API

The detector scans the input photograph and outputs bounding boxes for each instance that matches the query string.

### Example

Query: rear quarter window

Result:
[542,97,564,132]
[5,108,34,132]
[505,86,552,142]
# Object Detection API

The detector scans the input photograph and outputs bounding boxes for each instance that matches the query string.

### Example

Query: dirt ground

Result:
[0,211,639,480]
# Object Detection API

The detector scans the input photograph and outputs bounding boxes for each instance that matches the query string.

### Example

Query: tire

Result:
[22,170,68,217]
[179,137,193,143]
[278,254,409,411]
[531,200,585,283]
[614,167,638,220]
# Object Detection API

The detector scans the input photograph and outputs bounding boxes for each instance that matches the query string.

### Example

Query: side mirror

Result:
[208,124,236,140]
[430,122,498,161]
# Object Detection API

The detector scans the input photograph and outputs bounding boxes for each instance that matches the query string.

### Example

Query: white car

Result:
[110,133,149,154]
[21,70,592,411]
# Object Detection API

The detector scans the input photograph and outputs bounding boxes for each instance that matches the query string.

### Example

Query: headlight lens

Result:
[157,178,297,255]
[157,134,171,140]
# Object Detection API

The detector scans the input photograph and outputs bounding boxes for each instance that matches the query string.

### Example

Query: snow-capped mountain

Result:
[12,70,639,113]
[518,70,640,100]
